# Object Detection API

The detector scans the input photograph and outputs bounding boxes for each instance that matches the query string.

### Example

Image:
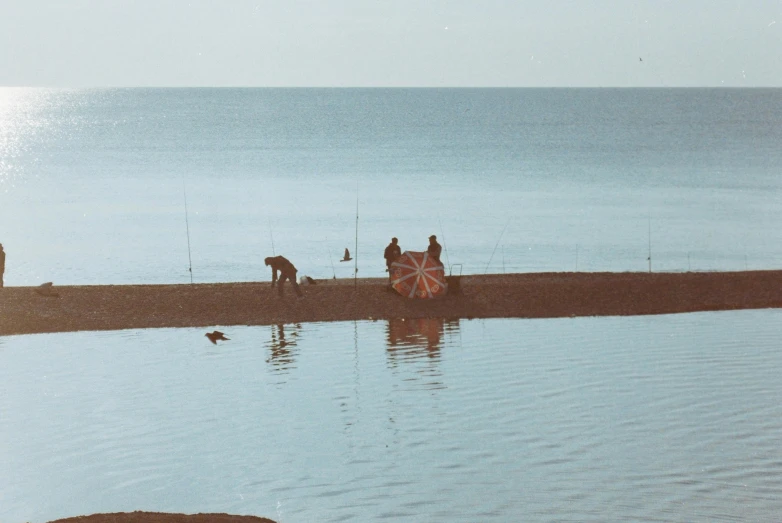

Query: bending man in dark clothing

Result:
[427,235,442,264]
[265,255,303,297]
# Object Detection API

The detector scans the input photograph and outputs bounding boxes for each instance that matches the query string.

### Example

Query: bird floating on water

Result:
[340,248,352,262]
[205,330,230,344]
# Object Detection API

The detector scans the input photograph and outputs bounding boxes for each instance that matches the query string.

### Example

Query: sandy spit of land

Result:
[46,512,276,523]
[2,271,782,337]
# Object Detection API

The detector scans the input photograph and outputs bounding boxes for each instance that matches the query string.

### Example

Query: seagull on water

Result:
[205,330,230,344]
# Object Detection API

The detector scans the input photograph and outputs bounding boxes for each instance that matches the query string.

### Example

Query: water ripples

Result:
[3,310,782,521]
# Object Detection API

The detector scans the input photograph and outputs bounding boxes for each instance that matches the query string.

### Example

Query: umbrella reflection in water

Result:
[386,318,460,389]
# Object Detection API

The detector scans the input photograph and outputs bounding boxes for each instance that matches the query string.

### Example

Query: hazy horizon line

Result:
[3,85,781,89]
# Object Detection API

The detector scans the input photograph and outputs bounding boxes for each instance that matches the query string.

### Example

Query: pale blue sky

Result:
[2,0,780,87]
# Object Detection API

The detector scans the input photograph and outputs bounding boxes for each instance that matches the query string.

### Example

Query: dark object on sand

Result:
[446,263,463,295]
[35,282,59,297]
[340,248,352,262]
[305,276,317,285]
[205,330,230,344]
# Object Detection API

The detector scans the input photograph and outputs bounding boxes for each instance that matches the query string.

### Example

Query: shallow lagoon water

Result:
[2,310,782,522]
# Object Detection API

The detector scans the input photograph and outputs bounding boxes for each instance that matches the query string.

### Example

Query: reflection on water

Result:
[385,318,460,389]
[265,323,302,372]
[386,317,459,355]
[5,312,782,522]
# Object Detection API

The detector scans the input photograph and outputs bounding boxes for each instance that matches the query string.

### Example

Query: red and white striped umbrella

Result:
[390,251,448,299]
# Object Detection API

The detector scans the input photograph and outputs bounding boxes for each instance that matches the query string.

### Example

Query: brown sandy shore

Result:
[3,270,782,337]
[46,512,276,523]
[16,271,782,523]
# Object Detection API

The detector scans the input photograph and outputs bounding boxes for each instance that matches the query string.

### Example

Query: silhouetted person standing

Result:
[384,237,402,290]
[265,255,303,297]
[427,235,442,264]
[384,237,402,272]
[0,243,5,288]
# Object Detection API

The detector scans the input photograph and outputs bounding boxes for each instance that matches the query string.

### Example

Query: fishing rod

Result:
[328,246,336,279]
[439,217,451,270]
[269,219,276,256]
[182,175,194,284]
[647,213,652,273]
[484,218,511,274]
[354,185,359,287]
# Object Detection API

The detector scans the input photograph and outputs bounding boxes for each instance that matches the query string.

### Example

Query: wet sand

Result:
[3,270,782,336]
[47,512,276,523]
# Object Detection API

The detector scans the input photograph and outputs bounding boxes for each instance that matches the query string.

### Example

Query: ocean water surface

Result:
[1,88,781,284]
[2,311,782,522]
[2,88,782,522]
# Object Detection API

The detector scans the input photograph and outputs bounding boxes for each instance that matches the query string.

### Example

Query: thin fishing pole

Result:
[269,219,276,256]
[328,246,336,279]
[182,175,194,284]
[354,185,359,287]
[484,218,511,274]
[647,213,652,273]
[439,217,451,270]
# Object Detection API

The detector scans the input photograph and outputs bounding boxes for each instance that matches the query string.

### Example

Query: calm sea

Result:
[2,312,782,522]
[1,88,781,284]
[2,89,782,522]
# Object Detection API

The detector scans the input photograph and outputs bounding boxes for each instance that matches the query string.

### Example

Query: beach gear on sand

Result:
[35,282,59,297]
[390,250,448,299]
